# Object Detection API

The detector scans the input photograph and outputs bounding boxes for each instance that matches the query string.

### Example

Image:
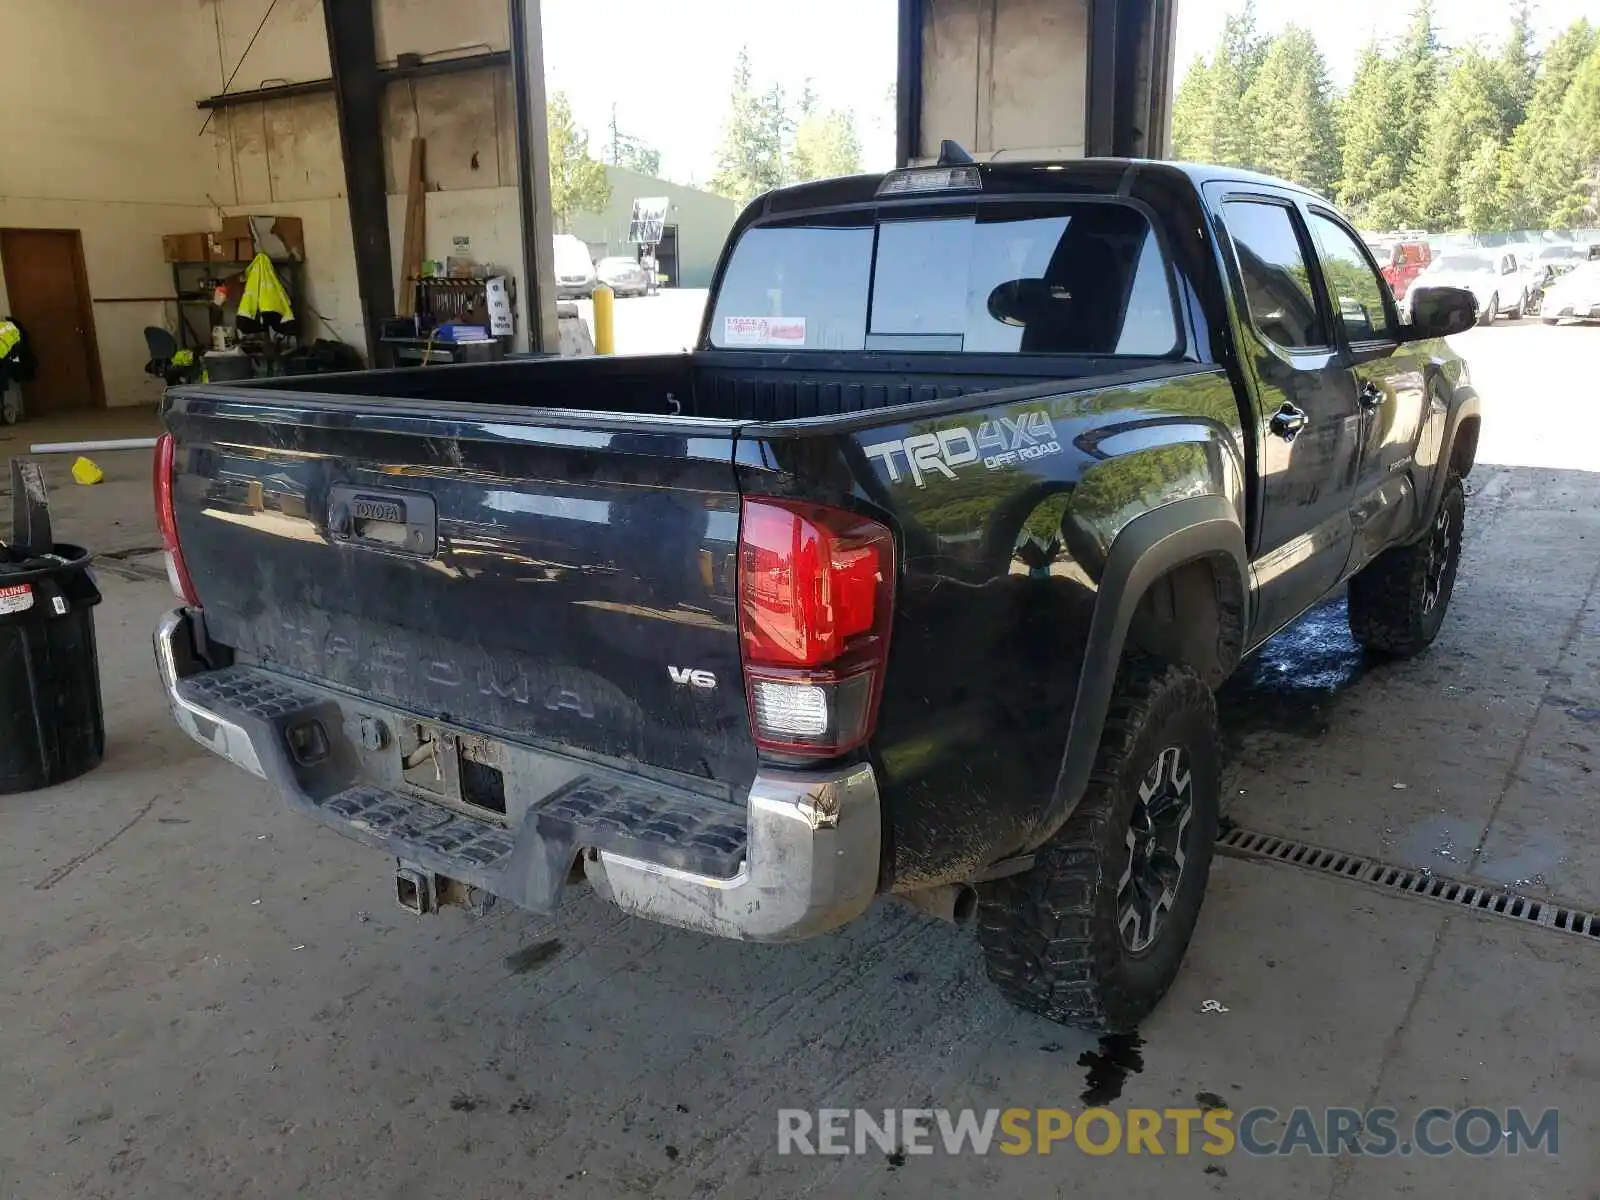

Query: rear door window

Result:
[1221,200,1327,351]
[709,202,1179,356]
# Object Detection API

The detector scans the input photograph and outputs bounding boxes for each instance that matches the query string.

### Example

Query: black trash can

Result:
[0,543,105,794]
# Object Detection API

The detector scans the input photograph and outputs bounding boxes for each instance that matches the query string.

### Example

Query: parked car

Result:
[596,255,652,298]
[1531,243,1585,278]
[153,158,1480,1032]
[1414,249,1539,325]
[553,234,598,299]
[1366,238,1432,300]
[1540,262,1600,324]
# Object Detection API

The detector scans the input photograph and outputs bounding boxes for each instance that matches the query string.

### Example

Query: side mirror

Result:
[1403,286,1477,341]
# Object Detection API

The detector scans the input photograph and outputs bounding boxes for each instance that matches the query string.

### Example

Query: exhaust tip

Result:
[897,883,981,925]
[952,884,979,925]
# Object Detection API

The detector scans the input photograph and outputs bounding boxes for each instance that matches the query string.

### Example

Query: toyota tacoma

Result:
[153,155,1481,1031]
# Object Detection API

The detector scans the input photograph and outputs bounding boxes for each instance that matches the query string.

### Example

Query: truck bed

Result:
[165,348,1225,894]
[248,350,1151,423]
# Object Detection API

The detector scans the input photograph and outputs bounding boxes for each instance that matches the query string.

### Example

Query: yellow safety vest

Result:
[0,321,20,359]
[237,253,295,326]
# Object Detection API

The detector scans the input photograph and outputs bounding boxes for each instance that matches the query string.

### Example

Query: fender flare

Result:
[1034,494,1248,848]
[1409,383,1481,545]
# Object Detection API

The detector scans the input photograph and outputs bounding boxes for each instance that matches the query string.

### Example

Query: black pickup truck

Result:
[154,157,1481,1031]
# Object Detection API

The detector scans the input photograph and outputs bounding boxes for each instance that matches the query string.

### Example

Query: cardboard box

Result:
[222,215,305,261]
[162,232,223,263]
[268,216,304,261]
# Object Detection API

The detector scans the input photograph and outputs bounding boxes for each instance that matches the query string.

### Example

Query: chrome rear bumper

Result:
[154,608,880,941]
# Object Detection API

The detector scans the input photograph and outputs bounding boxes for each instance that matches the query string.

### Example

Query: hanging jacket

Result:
[236,253,296,332]
[0,321,20,361]
[0,317,35,379]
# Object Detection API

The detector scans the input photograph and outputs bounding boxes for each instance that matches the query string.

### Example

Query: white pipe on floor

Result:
[27,437,160,454]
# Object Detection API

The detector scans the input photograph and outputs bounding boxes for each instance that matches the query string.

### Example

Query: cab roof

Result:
[751,158,1327,218]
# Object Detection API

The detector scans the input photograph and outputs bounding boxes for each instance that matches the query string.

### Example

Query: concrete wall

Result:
[0,0,528,404]
[919,0,1089,162]
[205,0,524,350]
[0,0,221,406]
[0,0,765,403]
[569,168,739,289]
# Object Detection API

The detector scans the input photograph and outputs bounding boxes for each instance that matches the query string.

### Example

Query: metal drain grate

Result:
[1217,826,1600,941]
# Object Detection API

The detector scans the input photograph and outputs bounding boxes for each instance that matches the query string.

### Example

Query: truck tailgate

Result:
[165,393,755,791]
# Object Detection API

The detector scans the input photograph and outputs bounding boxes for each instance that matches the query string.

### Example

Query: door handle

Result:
[1358,380,1384,409]
[1269,401,1308,441]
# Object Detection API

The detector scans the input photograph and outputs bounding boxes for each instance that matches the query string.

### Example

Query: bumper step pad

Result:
[325,785,516,869]
[173,665,744,892]
[535,778,747,878]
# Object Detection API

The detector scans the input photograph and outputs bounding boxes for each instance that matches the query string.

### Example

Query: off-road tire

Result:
[976,656,1220,1032]
[1347,475,1465,656]
[1479,293,1497,326]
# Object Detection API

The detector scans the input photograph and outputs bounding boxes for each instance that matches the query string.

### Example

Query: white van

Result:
[553,234,597,299]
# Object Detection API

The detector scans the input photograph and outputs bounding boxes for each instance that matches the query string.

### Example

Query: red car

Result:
[1366,239,1433,300]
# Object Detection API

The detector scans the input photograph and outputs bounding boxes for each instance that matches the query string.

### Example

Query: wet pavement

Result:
[1,322,1598,1197]
[1219,592,1368,747]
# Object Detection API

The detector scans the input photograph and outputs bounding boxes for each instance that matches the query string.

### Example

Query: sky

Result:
[541,0,900,186]
[542,0,1598,186]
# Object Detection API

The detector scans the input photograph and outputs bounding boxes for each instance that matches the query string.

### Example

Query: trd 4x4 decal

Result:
[862,411,1062,487]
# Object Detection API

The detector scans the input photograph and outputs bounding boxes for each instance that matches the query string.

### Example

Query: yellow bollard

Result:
[592,283,615,355]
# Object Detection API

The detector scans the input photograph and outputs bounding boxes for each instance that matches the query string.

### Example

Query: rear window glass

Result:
[1434,255,1491,272]
[709,203,1179,356]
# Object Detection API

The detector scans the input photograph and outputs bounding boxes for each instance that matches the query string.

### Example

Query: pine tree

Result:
[1546,45,1600,227]
[1337,44,1406,224]
[710,49,790,206]
[790,109,863,182]
[615,142,662,178]
[546,92,612,233]
[1240,26,1339,193]
[1497,1,1538,132]
[1210,2,1265,165]
[1499,21,1599,228]
[1407,50,1509,232]
[1392,0,1444,225]
[1459,136,1511,233]
[1167,4,1264,167]
[1170,56,1216,161]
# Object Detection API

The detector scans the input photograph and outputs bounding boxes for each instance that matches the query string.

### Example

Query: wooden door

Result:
[0,229,105,414]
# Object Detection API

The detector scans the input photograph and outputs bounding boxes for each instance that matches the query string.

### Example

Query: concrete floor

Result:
[2,322,1598,1197]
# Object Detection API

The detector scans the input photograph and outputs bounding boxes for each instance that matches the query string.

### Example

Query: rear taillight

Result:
[738,498,895,759]
[154,433,199,605]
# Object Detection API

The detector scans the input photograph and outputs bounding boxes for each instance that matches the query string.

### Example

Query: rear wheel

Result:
[1511,291,1526,319]
[977,657,1220,1032]
[1348,475,1464,656]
